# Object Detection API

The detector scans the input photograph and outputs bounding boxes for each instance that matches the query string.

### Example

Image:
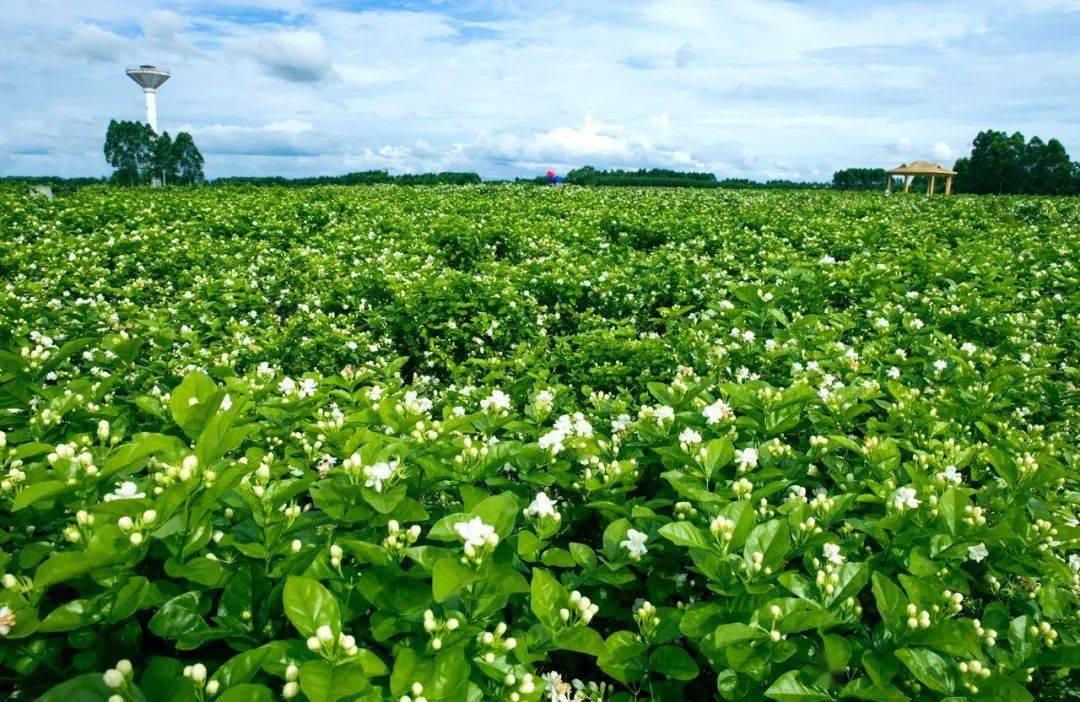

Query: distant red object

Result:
[546,170,556,177]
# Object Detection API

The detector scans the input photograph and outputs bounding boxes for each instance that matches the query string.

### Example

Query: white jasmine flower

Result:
[893,487,920,511]
[968,543,989,563]
[620,529,648,560]
[455,517,496,547]
[525,492,558,519]
[936,465,963,484]
[702,398,733,424]
[363,461,395,493]
[734,447,758,469]
[823,542,845,565]
[0,606,14,636]
[104,481,145,502]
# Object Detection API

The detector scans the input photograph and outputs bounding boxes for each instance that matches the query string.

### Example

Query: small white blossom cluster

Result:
[102,659,135,701]
[383,520,422,560]
[455,517,499,564]
[305,624,360,659]
[422,609,460,650]
[477,621,517,663]
[560,590,599,626]
[117,509,156,547]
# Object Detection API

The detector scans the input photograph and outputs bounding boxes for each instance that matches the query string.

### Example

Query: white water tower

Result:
[125,65,170,133]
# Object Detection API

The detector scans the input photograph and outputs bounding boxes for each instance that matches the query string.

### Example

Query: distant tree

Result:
[104,120,156,186]
[151,132,179,185]
[172,132,205,184]
[103,121,205,186]
[832,168,893,191]
[954,130,1079,195]
[1021,137,1073,194]
[564,166,717,188]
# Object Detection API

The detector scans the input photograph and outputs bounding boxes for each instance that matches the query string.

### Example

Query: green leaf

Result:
[895,647,956,695]
[34,673,115,702]
[432,556,483,602]
[839,677,910,702]
[530,568,568,629]
[764,670,831,702]
[598,630,647,683]
[659,521,712,549]
[553,625,608,657]
[283,576,341,638]
[300,661,368,702]
[871,572,907,633]
[12,480,70,511]
[744,518,789,571]
[170,371,222,439]
[713,623,766,646]
[822,633,851,672]
[210,645,276,689]
[471,491,518,538]
[215,685,276,702]
[649,645,699,681]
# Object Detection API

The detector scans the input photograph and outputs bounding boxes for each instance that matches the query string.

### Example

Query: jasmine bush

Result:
[0,185,1078,701]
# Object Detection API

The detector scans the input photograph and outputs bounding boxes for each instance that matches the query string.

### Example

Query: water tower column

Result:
[144,89,158,133]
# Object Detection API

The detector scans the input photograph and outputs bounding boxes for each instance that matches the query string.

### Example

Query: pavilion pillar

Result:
[903,176,911,193]
[945,176,953,196]
[886,176,892,193]
[928,175,935,196]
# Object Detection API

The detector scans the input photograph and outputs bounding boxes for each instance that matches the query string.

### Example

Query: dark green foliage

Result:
[831,168,896,191]
[954,129,1079,195]
[565,166,718,188]
[102,120,204,186]
[213,170,481,187]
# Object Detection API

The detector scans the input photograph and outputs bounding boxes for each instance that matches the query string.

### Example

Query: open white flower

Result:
[893,487,921,511]
[734,447,758,469]
[525,492,558,519]
[823,542,845,565]
[620,529,648,560]
[455,517,496,547]
[480,388,511,412]
[968,543,989,562]
[363,461,396,493]
[702,398,733,424]
[936,465,963,484]
[104,481,145,502]
[0,605,15,636]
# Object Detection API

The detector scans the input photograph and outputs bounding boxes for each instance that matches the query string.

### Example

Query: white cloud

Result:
[141,10,186,40]
[933,141,954,160]
[2,0,1078,179]
[184,121,327,156]
[67,23,128,63]
[253,31,335,83]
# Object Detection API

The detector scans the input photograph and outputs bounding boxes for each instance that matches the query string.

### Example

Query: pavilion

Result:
[886,161,957,196]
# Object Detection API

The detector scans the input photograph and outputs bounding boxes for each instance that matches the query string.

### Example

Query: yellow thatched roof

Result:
[887,160,957,176]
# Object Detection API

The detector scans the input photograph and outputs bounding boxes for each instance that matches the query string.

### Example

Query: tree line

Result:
[833,130,1080,194]
[104,120,205,186]
[211,171,481,187]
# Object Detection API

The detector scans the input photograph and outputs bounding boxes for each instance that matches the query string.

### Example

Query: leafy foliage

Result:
[0,184,1078,701]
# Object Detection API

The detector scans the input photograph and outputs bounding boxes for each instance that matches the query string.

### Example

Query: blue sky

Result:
[2,0,1078,180]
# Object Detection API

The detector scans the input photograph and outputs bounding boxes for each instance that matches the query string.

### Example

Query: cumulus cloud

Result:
[464,115,705,171]
[67,23,128,62]
[142,10,186,40]
[185,121,331,156]
[933,141,954,160]
[253,31,335,83]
